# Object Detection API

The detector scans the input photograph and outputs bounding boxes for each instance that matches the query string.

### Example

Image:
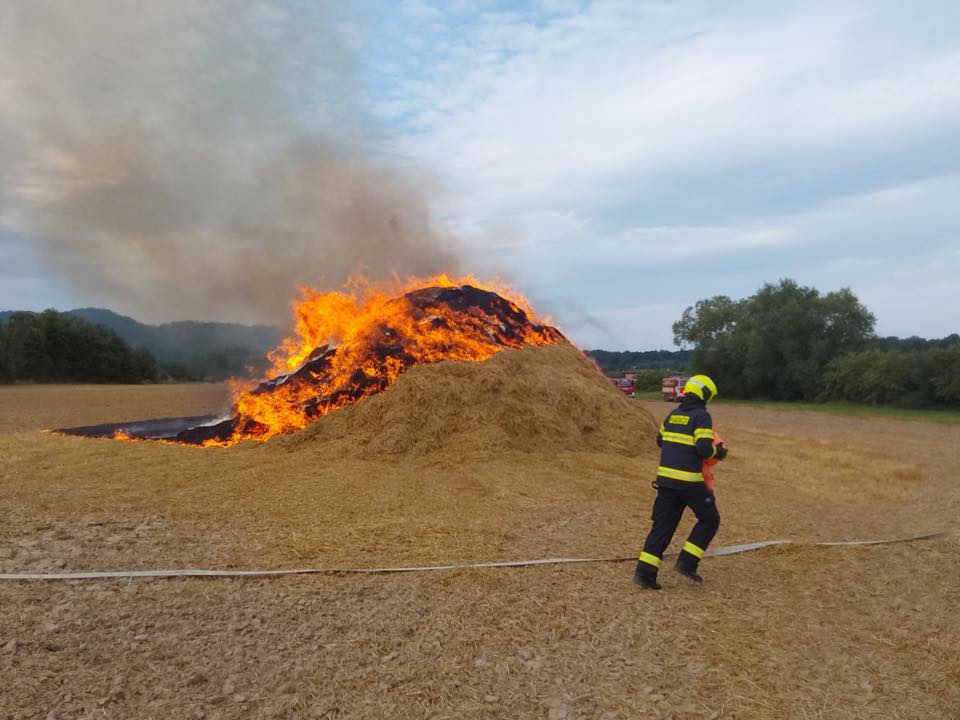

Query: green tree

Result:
[0,310,158,383]
[631,369,666,392]
[673,294,745,392]
[823,345,960,408]
[673,280,875,401]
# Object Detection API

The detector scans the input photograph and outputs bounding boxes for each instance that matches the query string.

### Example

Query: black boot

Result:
[633,563,661,590]
[675,558,702,583]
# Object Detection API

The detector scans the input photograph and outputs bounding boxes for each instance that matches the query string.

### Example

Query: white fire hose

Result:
[0,530,951,581]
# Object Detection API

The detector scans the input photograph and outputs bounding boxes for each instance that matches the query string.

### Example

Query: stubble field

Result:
[1,362,958,719]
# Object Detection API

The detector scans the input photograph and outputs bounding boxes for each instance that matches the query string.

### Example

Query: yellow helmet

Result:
[684,374,718,402]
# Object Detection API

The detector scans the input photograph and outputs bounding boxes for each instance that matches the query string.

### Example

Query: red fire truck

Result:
[661,376,689,402]
[610,377,636,397]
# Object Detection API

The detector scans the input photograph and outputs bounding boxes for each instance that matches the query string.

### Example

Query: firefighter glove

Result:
[715,444,728,461]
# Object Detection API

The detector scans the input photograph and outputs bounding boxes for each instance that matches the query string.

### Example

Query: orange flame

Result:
[203,273,565,447]
[266,273,545,375]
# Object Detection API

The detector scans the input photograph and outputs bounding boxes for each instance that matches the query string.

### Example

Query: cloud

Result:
[365,0,960,347]
[385,1,960,216]
[517,174,960,349]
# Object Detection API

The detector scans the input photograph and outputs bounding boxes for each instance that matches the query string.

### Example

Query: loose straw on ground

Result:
[0,530,950,581]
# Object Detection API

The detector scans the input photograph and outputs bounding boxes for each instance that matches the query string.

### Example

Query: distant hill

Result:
[585,349,693,375]
[0,308,284,381]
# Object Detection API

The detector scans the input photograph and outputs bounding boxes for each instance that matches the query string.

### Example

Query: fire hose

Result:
[0,530,951,581]
[4,434,953,581]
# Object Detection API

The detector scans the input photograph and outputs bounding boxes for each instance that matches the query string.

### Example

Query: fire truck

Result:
[661,375,689,402]
[610,377,636,397]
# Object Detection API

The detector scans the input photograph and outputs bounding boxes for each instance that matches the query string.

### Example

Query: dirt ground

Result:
[1,377,958,719]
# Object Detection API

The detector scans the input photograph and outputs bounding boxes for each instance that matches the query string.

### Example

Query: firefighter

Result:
[634,374,727,590]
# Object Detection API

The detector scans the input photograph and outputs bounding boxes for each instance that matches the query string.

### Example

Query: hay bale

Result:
[282,344,658,457]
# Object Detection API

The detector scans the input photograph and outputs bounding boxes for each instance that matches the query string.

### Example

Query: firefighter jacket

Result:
[655,396,717,488]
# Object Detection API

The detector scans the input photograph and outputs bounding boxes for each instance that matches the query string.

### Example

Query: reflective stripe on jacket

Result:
[655,396,716,488]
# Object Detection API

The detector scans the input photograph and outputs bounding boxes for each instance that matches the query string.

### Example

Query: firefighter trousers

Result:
[640,483,720,572]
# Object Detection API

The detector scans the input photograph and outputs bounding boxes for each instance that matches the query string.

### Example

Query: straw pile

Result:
[282,343,658,457]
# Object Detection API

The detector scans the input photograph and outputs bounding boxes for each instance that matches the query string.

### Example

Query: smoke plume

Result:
[0,1,458,325]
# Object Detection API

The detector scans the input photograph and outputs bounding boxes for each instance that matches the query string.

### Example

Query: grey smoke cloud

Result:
[0,1,458,325]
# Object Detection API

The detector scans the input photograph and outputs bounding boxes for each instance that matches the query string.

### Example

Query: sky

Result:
[2,0,959,350]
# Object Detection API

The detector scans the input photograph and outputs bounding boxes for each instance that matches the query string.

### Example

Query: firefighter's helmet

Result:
[684,375,718,402]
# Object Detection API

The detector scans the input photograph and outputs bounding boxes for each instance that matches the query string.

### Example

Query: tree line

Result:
[674,279,959,409]
[0,308,282,382]
[3,288,956,406]
[0,310,158,383]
